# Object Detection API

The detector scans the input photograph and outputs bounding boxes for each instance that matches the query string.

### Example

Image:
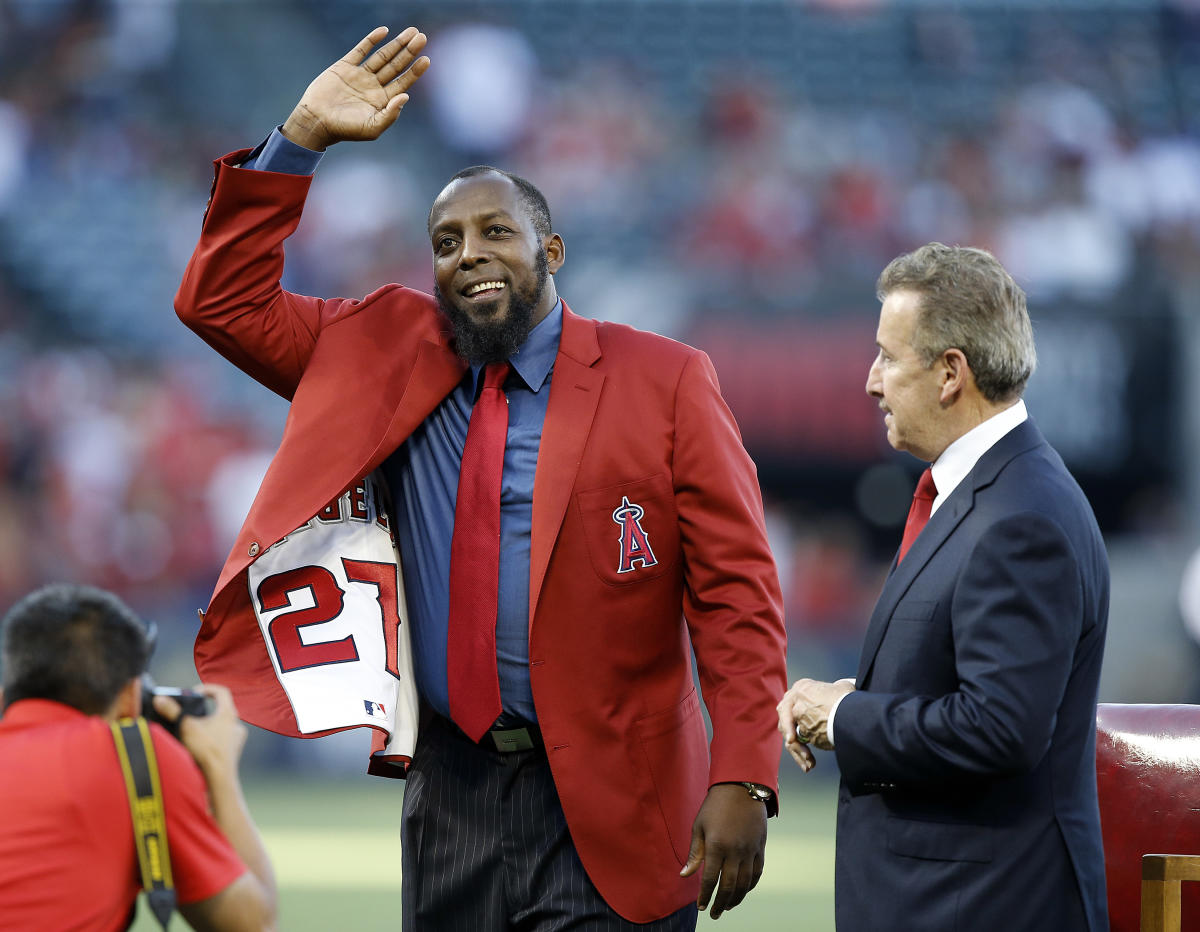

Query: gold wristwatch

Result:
[740,781,778,815]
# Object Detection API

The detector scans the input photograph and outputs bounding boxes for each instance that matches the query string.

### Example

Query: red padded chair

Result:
[1096,704,1200,932]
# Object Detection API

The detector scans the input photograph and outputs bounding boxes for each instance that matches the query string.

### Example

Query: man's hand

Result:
[281,25,431,152]
[154,684,279,929]
[680,783,767,919]
[776,678,856,771]
[152,682,246,782]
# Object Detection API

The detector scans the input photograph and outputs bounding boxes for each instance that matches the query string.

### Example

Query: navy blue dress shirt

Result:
[248,128,556,725]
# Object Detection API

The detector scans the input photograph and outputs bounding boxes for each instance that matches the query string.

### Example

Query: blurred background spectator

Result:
[1,0,1198,771]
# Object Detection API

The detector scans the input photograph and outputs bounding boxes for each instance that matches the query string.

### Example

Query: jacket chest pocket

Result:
[891,599,938,625]
[576,475,679,586]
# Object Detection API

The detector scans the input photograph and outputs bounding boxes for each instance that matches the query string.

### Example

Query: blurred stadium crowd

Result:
[2,0,1200,756]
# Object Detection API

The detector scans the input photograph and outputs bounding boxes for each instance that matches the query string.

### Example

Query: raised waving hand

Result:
[281,26,430,151]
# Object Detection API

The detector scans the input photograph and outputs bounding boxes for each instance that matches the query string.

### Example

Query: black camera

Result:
[140,675,211,737]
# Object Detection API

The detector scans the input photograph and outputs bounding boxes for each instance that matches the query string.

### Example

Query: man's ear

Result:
[106,677,142,722]
[938,348,970,404]
[544,233,565,274]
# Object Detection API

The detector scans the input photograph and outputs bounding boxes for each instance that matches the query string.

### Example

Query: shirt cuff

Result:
[240,126,324,175]
[826,691,849,747]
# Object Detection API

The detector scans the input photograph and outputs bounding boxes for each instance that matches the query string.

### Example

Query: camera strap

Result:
[111,716,176,930]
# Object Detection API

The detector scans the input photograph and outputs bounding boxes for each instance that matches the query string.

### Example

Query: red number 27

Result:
[256,559,403,678]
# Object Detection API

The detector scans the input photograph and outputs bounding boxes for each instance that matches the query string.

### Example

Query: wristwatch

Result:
[740,781,778,816]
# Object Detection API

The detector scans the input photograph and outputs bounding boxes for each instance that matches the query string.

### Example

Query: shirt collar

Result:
[0,697,89,726]
[469,298,562,394]
[929,399,1028,515]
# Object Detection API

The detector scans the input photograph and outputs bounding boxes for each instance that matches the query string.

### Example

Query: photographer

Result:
[0,584,277,931]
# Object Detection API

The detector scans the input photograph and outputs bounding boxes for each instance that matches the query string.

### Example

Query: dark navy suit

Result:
[832,418,1109,931]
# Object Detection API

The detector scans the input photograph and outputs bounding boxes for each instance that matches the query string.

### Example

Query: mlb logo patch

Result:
[364,700,387,719]
[612,496,658,574]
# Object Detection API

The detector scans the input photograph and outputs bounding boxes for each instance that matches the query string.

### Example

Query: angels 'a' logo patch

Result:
[612,496,658,574]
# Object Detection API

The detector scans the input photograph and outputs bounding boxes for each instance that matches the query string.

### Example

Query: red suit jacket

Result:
[175,152,787,922]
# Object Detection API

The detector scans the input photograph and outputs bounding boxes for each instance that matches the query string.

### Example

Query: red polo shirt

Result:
[0,699,247,931]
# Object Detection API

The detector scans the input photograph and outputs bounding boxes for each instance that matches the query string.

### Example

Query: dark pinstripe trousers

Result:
[401,713,697,931]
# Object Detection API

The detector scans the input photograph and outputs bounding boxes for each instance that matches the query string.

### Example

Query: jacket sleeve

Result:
[833,512,1085,787]
[672,350,788,793]
[174,151,343,400]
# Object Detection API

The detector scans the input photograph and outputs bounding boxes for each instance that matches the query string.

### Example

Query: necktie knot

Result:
[897,467,937,565]
[913,467,937,503]
[482,361,510,394]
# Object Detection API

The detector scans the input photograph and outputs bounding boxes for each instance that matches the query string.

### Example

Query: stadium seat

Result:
[1096,703,1200,932]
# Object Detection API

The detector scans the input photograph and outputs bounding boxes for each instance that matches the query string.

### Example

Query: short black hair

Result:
[1,583,152,714]
[429,165,553,239]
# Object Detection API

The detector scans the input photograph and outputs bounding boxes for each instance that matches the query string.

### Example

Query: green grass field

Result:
[132,772,838,931]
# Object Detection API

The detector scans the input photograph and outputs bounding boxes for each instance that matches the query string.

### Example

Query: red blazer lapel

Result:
[366,338,467,469]
[530,303,603,623]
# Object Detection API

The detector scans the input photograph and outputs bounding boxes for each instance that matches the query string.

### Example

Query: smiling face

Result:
[429,172,563,363]
[865,289,949,463]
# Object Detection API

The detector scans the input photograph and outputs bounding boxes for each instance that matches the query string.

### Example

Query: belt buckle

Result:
[490,726,535,752]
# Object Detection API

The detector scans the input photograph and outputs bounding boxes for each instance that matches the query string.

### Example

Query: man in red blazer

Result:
[175,26,786,929]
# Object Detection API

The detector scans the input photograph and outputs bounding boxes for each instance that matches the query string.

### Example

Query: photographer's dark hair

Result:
[1,583,152,714]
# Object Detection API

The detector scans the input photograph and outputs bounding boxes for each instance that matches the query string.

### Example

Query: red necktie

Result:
[447,362,510,741]
[897,467,937,564]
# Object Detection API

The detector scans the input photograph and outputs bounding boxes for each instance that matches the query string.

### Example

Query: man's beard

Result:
[435,249,550,365]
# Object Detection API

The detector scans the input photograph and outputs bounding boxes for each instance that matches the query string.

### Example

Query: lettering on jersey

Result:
[347,480,369,522]
[316,478,371,525]
[612,496,658,574]
[269,474,393,552]
[371,478,391,533]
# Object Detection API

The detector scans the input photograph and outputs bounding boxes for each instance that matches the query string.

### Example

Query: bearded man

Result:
[175,26,786,930]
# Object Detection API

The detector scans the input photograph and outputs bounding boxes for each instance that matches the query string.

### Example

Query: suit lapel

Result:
[529,303,603,624]
[365,338,466,471]
[855,492,972,683]
[855,418,1048,684]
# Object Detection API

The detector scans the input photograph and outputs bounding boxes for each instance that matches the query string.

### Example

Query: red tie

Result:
[447,362,510,741]
[897,467,937,564]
